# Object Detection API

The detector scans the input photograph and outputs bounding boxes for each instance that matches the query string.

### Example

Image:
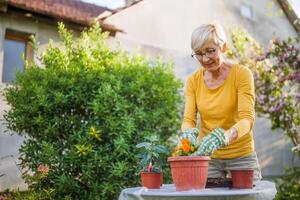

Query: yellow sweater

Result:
[182,64,255,159]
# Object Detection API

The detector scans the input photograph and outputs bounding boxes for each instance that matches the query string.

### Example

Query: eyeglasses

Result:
[191,48,218,60]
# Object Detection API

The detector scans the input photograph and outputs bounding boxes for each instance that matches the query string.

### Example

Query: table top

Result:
[119,180,277,200]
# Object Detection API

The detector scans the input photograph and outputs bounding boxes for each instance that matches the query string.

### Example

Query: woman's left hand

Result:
[192,128,229,156]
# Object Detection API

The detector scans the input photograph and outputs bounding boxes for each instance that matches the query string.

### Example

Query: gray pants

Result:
[208,152,262,180]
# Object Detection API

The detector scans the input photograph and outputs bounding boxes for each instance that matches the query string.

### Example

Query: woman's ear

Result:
[220,42,227,52]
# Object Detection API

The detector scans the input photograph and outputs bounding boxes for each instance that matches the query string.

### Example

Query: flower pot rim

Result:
[167,156,210,162]
[230,169,254,172]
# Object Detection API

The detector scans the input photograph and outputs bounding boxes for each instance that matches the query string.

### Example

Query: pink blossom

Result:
[148,161,153,172]
[38,164,49,175]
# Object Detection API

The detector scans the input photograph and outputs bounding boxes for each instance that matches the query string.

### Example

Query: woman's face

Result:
[192,42,226,72]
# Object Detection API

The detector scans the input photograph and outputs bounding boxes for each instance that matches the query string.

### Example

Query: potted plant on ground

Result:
[136,135,168,189]
[168,128,210,191]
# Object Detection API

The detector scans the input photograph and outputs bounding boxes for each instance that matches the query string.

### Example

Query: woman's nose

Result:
[202,55,210,62]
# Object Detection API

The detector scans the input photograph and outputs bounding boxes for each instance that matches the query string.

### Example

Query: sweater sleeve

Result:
[232,67,255,138]
[181,76,197,130]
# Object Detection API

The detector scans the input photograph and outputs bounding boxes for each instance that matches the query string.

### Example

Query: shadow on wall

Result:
[0,155,27,191]
[0,94,27,191]
[254,116,300,177]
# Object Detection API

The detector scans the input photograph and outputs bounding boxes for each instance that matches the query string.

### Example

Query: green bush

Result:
[4,23,182,200]
[275,167,300,200]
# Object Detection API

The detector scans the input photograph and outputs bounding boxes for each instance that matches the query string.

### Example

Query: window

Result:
[2,29,33,83]
[240,4,253,20]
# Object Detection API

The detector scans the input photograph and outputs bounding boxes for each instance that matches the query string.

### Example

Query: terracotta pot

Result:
[168,156,210,191]
[231,170,253,189]
[141,171,163,189]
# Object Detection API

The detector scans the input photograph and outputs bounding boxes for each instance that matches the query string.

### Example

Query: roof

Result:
[100,0,143,20]
[2,0,122,33]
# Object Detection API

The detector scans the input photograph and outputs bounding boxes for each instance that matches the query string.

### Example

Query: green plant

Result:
[3,22,182,200]
[136,135,168,173]
[274,167,300,200]
[172,138,197,156]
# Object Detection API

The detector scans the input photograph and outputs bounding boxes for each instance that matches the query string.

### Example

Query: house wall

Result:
[105,0,297,53]
[0,14,61,191]
[105,0,300,178]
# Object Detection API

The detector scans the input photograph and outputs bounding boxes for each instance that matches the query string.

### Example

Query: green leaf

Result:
[136,142,151,148]
[155,145,168,154]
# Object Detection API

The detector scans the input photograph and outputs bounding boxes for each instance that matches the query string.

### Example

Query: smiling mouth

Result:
[204,62,214,66]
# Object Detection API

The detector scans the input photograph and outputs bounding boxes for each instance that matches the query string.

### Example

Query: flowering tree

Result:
[227,29,300,199]
[257,37,299,155]
[227,30,299,155]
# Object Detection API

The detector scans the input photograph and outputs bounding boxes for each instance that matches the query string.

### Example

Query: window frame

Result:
[4,29,33,62]
[2,29,33,83]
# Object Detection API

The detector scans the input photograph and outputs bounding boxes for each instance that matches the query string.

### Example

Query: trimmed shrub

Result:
[4,23,182,199]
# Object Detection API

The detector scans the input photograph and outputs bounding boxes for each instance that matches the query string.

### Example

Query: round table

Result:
[119,180,277,200]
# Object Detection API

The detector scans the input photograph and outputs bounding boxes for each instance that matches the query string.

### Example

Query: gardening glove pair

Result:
[192,128,229,156]
[179,128,199,146]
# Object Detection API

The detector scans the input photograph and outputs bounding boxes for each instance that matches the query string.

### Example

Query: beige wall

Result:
[0,14,61,191]
[105,0,300,177]
[105,0,297,53]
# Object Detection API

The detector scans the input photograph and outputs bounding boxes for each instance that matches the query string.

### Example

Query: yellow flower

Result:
[172,147,181,157]
[190,146,195,152]
[75,144,93,156]
[88,126,102,141]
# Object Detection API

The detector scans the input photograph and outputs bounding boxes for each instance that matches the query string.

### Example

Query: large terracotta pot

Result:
[168,156,210,191]
[141,171,163,189]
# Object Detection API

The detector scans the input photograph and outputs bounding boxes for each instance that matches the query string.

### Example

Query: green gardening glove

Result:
[192,128,229,156]
[179,128,199,146]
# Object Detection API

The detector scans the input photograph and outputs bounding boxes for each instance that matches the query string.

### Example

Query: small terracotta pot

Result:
[231,170,254,189]
[168,156,210,191]
[141,171,163,189]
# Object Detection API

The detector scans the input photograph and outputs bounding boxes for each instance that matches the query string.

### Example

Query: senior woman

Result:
[181,22,262,180]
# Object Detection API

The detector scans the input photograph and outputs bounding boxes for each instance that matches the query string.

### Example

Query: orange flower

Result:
[181,143,191,152]
[180,138,190,145]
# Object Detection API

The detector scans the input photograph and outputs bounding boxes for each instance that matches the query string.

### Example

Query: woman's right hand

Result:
[179,128,199,146]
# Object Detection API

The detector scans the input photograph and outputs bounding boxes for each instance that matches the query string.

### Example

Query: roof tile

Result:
[7,0,110,26]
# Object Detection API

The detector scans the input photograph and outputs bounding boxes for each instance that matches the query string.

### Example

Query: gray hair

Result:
[191,22,227,52]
